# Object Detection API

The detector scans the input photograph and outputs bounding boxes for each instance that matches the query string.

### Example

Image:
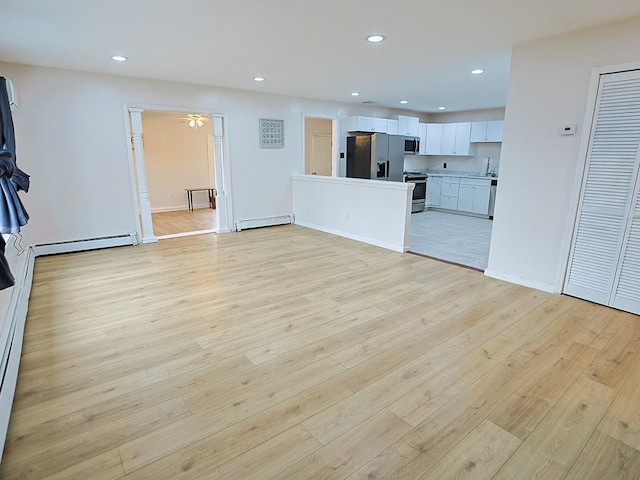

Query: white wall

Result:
[486,16,640,292]
[0,62,407,246]
[292,175,414,253]
[142,112,211,211]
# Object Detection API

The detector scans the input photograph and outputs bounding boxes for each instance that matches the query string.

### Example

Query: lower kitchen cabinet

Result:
[426,176,442,206]
[440,194,459,210]
[458,179,491,214]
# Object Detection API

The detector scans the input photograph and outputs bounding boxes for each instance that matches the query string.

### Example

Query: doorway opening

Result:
[303,116,338,176]
[126,105,232,243]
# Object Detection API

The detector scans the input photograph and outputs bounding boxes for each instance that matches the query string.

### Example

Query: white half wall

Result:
[292,174,414,253]
[487,16,640,293]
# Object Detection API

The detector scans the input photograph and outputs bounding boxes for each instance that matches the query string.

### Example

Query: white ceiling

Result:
[2,0,640,113]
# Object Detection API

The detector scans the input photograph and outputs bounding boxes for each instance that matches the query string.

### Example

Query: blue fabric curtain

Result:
[0,77,30,290]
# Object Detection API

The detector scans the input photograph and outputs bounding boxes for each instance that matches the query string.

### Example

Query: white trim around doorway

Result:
[556,59,640,294]
[123,102,235,242]
[301,113,339,176]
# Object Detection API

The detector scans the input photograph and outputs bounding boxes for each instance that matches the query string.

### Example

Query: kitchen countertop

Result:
[426,171,498,180]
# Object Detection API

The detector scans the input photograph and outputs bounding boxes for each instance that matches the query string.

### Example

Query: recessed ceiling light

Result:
[366,34,385,43]
[471,69,484,75]
[438,106,446,110]
[253,76,265,82]
[351,92,360,96]
[399,100,408,104]
[111,55,128,62]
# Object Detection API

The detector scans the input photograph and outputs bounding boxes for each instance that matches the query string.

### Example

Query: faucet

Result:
[485,157,491,176]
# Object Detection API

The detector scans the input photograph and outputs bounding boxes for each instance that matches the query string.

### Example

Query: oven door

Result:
[412,180,426,202]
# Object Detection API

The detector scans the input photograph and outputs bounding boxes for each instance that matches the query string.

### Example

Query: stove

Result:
[403,172,427,213]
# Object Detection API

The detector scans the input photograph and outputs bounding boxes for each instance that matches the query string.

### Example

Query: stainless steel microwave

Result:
[403,136,420,154]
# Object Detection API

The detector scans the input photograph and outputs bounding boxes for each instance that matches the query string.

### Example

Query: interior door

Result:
[310,134,332,176]
[611,177,640,313]
[564,70,640,311]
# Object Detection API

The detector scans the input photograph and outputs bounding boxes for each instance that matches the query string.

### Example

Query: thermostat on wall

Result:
[560,124,576,135]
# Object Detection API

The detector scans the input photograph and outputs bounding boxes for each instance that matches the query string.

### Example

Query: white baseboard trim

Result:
[296,220,405,253]
[483,269,556,293]
[151,206,188,213]
[34,233,138,256]
[235,215,294,232]
[0,246,35,462]
[151,205,212,213]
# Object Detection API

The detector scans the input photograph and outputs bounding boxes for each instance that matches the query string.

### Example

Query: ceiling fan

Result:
[181,114,209,129]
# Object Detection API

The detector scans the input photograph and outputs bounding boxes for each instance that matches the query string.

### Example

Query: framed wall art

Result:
[259,118,284,148]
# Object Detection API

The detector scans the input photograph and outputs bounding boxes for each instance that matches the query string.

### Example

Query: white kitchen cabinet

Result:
[487,120,504,142]
[418,123,427,155]
[440,124,457,155]
[344,116,387,133]
[373,117,388,133]
[458,178,490,214]
[386,119,399,134]
[395,115,420,137]
[470,120,504,142]
[440,177,460,197]
[454,122,472,155]
[440,195,459,210]
[439,123,472,155]
[426,176,442,206]
[425,123,442,155]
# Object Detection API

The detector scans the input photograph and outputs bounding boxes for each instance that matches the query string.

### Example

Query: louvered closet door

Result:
[612,183,640,314]
[564,70,640,307]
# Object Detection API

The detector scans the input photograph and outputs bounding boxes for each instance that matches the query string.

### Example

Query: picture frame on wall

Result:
[259,118,284,148]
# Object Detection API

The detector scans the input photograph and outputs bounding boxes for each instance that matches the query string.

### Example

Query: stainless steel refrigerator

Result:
[346,133,404,181]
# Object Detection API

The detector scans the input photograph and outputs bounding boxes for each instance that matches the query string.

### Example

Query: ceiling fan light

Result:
[196,119,203,127]
[189,119,196,127]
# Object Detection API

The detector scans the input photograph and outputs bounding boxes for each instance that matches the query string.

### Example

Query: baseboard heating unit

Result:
[33,233,138,256]
[235,215,294,232]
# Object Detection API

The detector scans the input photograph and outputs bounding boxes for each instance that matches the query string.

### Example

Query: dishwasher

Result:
[489,179,498,219]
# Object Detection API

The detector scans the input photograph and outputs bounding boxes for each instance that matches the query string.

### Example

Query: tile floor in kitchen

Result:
[409,210,493,270]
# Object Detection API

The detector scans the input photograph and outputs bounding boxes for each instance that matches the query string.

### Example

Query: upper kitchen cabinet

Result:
[344,116,387,133]
[440,122,472,156]
[418,123,427,155]
[387,119,399,135]
[394,115,420,137]
[425,123,443,155]
[470,120,504,142]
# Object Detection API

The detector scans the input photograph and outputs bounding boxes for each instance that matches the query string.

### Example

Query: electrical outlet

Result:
[243,206,249,214]
[443,162,447,168]
[345,211,350,220]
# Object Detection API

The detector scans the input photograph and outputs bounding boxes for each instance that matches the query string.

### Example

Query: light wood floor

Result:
[2,225,640,479]
[152,208,216,237]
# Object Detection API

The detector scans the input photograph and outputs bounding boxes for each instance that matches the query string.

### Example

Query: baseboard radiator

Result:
[33,233,138,257]
[235,214,294,232]
[0,245,35,462]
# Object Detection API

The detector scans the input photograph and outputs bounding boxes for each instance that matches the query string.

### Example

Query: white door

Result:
[564,70,640,314]
[310,134,332,176]
[611,178,640,313]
